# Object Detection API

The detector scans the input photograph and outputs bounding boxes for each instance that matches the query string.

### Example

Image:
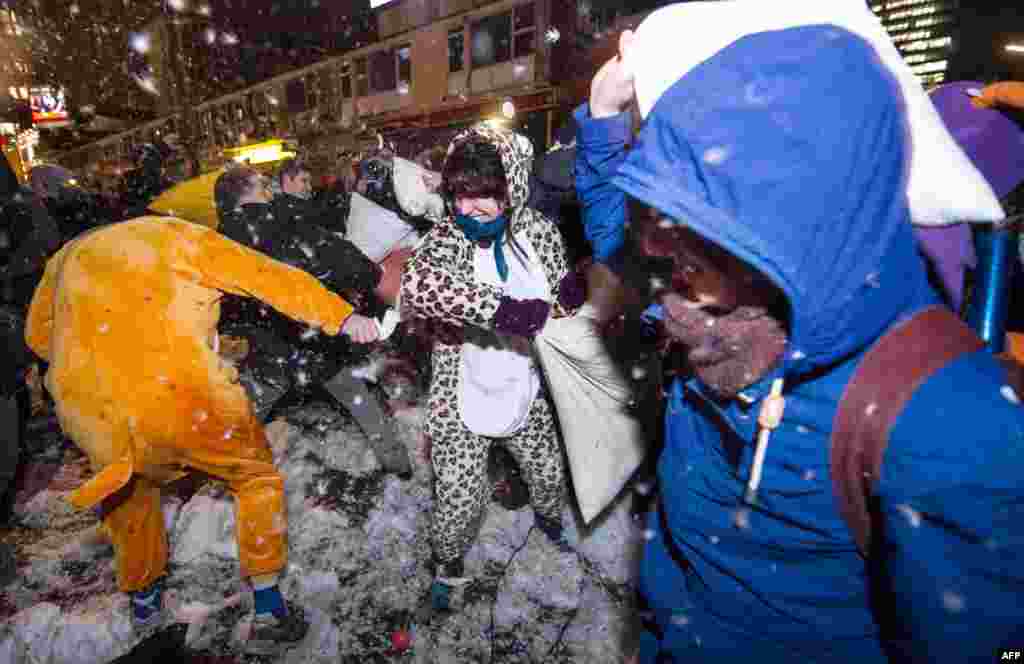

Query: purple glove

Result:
[493,297,551,337]
[557,270,587,311]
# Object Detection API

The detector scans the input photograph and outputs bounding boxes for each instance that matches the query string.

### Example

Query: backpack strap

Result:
[830,306,983,555]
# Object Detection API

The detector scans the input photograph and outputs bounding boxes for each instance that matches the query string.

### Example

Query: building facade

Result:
[51,0,675,175]
[870,0,958,87]
[1,7,31,107]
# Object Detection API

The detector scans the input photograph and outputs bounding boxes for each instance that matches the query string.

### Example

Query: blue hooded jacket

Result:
[577,26,1024,662]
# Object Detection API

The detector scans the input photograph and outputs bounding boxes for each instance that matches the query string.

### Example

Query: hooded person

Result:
[400,124,585,611]
[577,11,1024,664]
[23,216,373,653]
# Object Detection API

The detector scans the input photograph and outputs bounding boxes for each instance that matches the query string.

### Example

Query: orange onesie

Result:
[25,217,353,591]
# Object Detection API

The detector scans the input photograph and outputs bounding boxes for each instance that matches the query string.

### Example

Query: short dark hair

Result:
[215,166,259,213]
[441,137,507,204]
[277,159,308,184]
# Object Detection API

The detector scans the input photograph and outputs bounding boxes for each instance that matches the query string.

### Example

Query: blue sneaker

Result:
[129,583,163,631]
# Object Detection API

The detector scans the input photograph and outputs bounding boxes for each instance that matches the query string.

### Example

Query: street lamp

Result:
[1007,44,1024,54]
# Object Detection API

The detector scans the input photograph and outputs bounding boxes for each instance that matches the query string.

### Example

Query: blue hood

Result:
[615,25,937,375]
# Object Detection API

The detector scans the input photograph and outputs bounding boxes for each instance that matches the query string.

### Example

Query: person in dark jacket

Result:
[1,153,59,585]
[1,156,61,311]
[120,142,171,219]
[214,166,411,477]
[273,160,346,234]
[31,165,118,241]
[577,15,1024,664]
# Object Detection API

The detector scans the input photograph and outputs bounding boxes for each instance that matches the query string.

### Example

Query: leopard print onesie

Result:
[400,124,579,568]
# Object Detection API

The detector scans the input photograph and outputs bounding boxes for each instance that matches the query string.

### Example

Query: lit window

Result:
[910,59,947,74]
[901,35,951,51]
[469,3,536,68]
[448,28,464,72]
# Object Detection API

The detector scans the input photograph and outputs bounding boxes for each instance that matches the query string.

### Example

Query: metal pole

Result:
[966,223,1019,353]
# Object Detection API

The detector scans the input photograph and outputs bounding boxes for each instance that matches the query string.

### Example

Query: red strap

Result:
[830,306,983,555]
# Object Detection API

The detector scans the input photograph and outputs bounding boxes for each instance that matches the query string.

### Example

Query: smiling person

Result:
[400,124,586,613]
[576,11,1024,664]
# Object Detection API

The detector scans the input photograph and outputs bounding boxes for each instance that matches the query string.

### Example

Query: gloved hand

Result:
[492,296,551,338]
[557,268,587,311]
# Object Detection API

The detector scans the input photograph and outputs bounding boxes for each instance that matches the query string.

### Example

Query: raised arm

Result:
[399,225,504,328]
[177,222,354,335]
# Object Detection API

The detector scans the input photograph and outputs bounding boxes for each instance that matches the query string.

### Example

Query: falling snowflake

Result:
[194,410,209,422]
[204,28,217,45]
[296,370,310,386]
[865,271,881,288]
[732,508,751,530]
[796,425,810,434]
[68,3,80,14]
[648,276,665,291]
[298,242,315,259]
[300,327,319,341]
[167,0,187,11]
[353,395,364,406]
[790,349,806,361]
[895,503,922,528]
[941,590,965,613]
[633,481,652,496]
[702,146,730,165]
[631,365,648,380]
[864,402,878,416]
[196,3,210,14]
[133,74,161,96]
[221,32,238,46]
[97,323,110,333]
[670,614,690,627]
[129,32,151,54]
[708,535,720,545]
[1000,385,1020,405]
[641,529,656,541]
[222,428,234,440]
[802,469,816,481]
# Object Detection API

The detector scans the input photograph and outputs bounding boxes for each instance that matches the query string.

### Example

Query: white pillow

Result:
[624,0,1005,226]
[392,156,445,222]
[346,192,417,262]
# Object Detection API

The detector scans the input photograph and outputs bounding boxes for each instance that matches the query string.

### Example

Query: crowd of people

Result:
[3,2,1024,660]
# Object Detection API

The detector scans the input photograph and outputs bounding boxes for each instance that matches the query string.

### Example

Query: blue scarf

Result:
[455,213,509,282]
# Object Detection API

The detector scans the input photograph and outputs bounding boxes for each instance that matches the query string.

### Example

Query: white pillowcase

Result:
[392,156,445,222]
[624,0,1005,226]
[346,192,417,262]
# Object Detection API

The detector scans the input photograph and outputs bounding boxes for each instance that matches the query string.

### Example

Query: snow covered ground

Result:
[0,347,647,663]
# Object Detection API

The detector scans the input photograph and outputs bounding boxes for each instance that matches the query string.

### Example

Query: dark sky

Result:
[938,4,1024,82]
